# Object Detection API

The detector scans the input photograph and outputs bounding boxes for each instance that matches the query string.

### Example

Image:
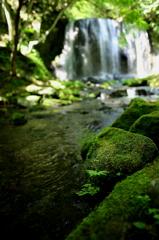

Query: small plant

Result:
[86,170,109,178]
[148,208,159,224]
[77,170,110,196]
[133,221,146,229]
[77,184,100,196]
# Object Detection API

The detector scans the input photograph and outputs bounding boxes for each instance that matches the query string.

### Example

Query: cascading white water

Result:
[53,18,153,82]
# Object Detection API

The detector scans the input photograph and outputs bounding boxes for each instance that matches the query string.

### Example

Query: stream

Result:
[0,92,156,240]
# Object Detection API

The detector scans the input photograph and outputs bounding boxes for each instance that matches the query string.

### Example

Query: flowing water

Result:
[0,99,124,240]
[54,18,154,82]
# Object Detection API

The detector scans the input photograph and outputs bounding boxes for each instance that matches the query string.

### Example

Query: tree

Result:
[10,0,23,78]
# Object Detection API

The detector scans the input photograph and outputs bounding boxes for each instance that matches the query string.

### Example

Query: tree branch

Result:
[2,0,14,41]
[30,0,78,50]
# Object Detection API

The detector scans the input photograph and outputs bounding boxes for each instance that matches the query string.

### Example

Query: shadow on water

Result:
[0,99,124,240]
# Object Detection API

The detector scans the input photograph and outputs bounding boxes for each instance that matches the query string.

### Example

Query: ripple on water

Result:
[0,100,123,239]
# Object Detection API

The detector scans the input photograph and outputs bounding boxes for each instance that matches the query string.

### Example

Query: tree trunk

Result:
[10,0,23,79]
[2,0,14,41]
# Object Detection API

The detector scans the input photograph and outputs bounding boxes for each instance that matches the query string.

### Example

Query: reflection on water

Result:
[0,99,123,240]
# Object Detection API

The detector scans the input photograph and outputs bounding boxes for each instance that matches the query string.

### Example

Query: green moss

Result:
[58,88,82,101]
[122,78,147,86]
[66,158,159,240]
[62,80,85,89]
[129,110,159,148]
[28,104,48,111]
[42,98,71,106]
[11,112,27,126]
[27,51,52,81]
[122,74,159,87]
[111,98,159,131]
[84,127,158,183]
[100,80,117,89]
[87,92,99,98]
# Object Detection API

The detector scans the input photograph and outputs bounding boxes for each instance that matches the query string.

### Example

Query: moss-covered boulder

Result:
[66,158,159,240]
[129,110,159,148]
[122,73,159,87]
[111,98,159,131]
[42,98,71,106]
[18,95,41,108]
[84,127,158,182]
[11,112,27,126]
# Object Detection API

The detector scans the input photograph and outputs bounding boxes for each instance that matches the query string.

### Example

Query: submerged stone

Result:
[111,98,159,130]
[18,95,41,108]
[84,127,158,181]
[129,110,159,148]
[11,112,27,126]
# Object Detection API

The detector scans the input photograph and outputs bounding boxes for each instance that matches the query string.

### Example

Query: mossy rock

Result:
[42,98,71,106]
[84,127,158,182]
[62,80,85,89]
[11,112,27,126]
[18,95,41,108]
[111,98,159,131]
[66,158,159,240]
[129,110,159,148]
[28,104,48,111]
[122,74,159,87]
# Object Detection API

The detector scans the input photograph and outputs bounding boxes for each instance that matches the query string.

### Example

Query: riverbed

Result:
[0,97,126,240]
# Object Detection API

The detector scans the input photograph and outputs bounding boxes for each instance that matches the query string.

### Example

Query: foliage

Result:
[27,50,52,81]
[77,183,100,196]
[77,170,109,196]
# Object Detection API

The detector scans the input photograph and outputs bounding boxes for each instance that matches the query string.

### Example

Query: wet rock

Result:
[18,95,41,108]
[129,110,159,148]
[146,179,159,206]
[84,127,158,182]
[11,112,27,126]
[111,98,159,130]
[42,98,71,106]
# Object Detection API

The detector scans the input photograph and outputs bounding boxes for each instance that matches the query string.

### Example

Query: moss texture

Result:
[111,98,159,131]
[66,158,159,240]
[129,110,159,148]
[122,74,159,87]
[84,127,158,182]
[11,112,27,126]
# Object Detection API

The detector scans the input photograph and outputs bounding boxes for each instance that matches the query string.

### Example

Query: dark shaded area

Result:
[35,18,68,71]
[0,101,121,240]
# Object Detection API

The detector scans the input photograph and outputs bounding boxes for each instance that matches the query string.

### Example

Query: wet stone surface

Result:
[0,99,124,240]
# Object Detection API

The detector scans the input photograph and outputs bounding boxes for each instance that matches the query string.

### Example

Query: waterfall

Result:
[53,18,154,82]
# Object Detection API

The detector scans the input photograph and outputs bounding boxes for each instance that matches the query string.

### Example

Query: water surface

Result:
[0,99,123,240]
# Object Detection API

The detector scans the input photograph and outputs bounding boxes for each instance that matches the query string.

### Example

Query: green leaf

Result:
[133,221,146,229]
[77,183,100,196]
[153,214,159,220]
[86,170,109,177]
[148,208,159,214]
